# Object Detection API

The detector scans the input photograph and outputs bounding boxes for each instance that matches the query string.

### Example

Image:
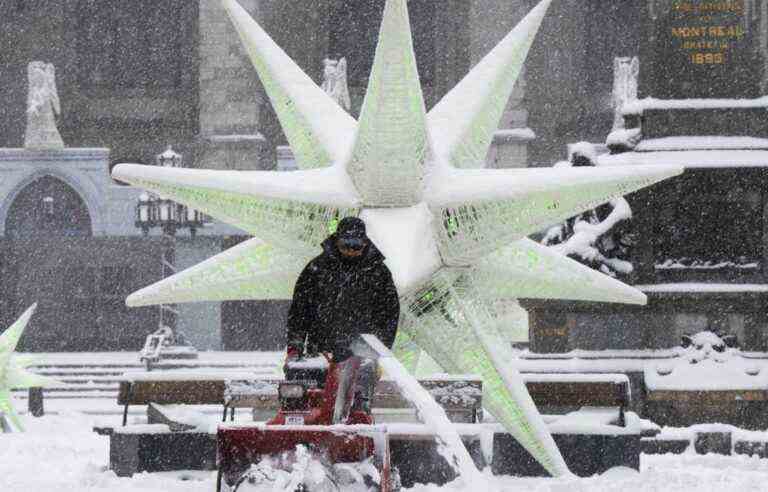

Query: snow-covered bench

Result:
[116,372,483,426]
[493,373,638,477]
[117,371,258,425]
[224,375,484,424]
[522,373,631,426]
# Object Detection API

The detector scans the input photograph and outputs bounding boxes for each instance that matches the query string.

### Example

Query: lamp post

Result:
[135,146,205,369]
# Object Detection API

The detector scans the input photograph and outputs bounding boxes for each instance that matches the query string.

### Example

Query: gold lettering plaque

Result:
[669,1,747,66]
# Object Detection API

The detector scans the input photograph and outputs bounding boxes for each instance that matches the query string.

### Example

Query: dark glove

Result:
[331,336,354,363]
[285,343,304,363]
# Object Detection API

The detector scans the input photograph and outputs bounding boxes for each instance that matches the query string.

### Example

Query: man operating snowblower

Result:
[286,216,400,416]
[217,220,402,490]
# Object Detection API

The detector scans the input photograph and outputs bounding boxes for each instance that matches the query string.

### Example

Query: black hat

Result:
[336,216,366,239]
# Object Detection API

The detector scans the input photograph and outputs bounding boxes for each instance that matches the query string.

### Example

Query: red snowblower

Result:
[216,345,398,491]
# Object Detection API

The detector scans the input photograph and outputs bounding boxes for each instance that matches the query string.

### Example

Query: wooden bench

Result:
[224,376,484,423]
[118,374,484,426]
[374,377,483,423]
[117,374,251,425]
[119,372,629,427]
[522,373,631,426]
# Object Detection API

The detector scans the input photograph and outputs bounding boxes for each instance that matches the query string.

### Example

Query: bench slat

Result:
[526,381,628,408]
[118,381,226,405]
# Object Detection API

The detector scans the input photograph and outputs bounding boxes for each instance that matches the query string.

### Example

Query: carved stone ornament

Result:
[24,61,64,150]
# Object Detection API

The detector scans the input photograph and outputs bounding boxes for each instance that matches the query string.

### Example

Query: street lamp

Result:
[135,148,205,238]
[42,196,54,216]
[134,146,206,370]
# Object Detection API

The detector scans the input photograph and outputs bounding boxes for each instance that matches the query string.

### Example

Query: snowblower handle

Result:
[356,334,391,359]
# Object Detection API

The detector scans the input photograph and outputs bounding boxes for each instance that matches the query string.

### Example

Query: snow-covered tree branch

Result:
[541,143,635,278]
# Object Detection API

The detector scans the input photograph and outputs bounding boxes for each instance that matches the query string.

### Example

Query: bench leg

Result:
[28,387,44,417]
[230,407,235,422]
[122,383,133,427]
[222,404,229,423]
[618,405,626,427]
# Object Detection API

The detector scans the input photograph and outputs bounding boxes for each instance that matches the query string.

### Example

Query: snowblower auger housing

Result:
[216,347,396,491]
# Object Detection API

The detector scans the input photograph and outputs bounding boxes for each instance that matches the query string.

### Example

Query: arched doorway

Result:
[1,176,162,352]
[5,175,92,238]
[1,176,98,351]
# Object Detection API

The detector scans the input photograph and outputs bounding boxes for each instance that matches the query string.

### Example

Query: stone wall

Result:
[197,0,268,170]
[469,0,533,168]
[525,0,643,167]
[175,237,223,350]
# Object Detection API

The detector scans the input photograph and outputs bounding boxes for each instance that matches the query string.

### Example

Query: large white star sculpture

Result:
[0,304,58,432]
[113,0,682,475]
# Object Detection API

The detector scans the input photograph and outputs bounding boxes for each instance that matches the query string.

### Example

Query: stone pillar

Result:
[197,0,269,170]
[469,0,533,168]
[758,0,768,93]
[174,236,222,350]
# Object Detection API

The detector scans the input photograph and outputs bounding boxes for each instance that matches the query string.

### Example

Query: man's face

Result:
[336,237,366,258]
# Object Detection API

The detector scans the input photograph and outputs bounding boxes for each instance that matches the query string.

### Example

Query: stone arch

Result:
[4,173,93,238]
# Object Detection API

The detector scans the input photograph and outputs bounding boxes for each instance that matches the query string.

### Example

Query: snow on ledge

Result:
[545,408,641,436]
[646,358,767,391]
[519,349,679,360]
[606,128,642,148]
[113,424,172,435]
[637,136,768,152]
[120,369,263,382]
[637,283,768,293]
[521,372,629,384]
[207,134,266,143]
[622,96,768,114]
[598,149,768,168]
[493,127,536,142]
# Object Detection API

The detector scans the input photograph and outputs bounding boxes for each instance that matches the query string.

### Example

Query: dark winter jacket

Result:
[286,234,400,359]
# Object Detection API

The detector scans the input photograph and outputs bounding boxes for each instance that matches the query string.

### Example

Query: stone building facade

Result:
[2,1,765,352]
[0,0,542,352]
[525,0,768,355]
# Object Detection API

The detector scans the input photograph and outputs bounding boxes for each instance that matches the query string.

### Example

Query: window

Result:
[77,0,190,90]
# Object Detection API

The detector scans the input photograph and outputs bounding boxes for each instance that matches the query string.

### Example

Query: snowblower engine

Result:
[216,340,397,492]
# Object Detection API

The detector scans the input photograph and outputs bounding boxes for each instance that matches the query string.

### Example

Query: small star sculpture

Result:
[0,304,58,432]
[113,0,682,475]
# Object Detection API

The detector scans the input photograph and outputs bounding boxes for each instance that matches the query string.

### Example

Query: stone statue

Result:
[321,57,351,112]
[25,61,64,150]
[612,56,639,130]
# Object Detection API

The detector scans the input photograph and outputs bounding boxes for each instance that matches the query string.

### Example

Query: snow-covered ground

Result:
[3,412,768,491]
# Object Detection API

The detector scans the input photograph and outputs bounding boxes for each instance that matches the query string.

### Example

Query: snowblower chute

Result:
[216,349,396,491]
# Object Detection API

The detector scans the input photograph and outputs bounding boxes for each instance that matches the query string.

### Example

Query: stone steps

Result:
[12,354,280,400]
